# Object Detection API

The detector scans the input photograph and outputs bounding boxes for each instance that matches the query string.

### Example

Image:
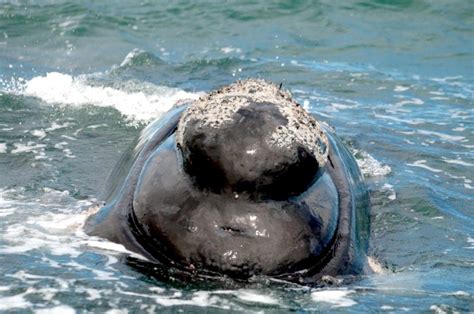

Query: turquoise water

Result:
[0,1,473,312]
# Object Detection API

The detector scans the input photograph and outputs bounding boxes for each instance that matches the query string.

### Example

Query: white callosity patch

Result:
[176,79,329,167]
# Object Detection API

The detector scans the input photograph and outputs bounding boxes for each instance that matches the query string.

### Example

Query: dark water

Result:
[0,1,473,312]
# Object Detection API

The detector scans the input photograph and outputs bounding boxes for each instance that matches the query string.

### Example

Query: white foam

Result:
[394,85,410,92]
[0,225,81,256]
[105,310,128,314]
[0,143,6,153]
[31,129,47,139]
[448,290,470,297]
[311,289,357,307]
[467,237,474,246]
[54,141,68,149]
[406,160,442,173]
[395,98,424,106]
[430,304,449,314]
[355,150,392,177]
[382,183,397,201]
[85,238,148,261]
[374,114,425,125]
[234,289,279,305]
[11,142,46,154]
[115,289,216,308]
[417,130,465,142]
[35,305,76,314]
[61,135,76,141]
[330,102,356,111]
[120,49,143,67]
[0,290,32,311]
[2,189,148,265]
[0,206,16,217]
[0,188,95,257]
[80,287,102,301]
[63,260,118,281]
[442,159,473,167]
[22,72,201,122]
[220,47,242,54]
[46,121,73,132]
[432,75,463,83]
[368,257,385,274]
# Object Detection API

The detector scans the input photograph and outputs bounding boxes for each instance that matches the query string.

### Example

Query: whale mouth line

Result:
[127,198,341,284]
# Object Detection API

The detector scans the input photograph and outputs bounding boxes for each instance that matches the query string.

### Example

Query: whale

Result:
[84,79,370,285]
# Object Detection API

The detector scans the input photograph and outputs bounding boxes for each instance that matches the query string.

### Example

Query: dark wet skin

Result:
[85,92,370,285]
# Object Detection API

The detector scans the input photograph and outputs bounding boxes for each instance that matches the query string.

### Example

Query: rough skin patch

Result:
[176,79,328,167]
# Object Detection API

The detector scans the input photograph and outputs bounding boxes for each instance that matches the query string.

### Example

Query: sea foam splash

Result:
[311,289,357,307]
[4,72,201,123]
[0,186,361,311]
[354,149,392,178]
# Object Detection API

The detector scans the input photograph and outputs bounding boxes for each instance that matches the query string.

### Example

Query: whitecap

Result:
[354,150,392,177]
[220,47,242,54]
[233,289,279,305]
[31,129,47,139]
[35,305,76,314]
[442,159,474,167]
[374,114,425,125]
[11,142,46,154]
[311,289,357,307]
[417,130,465,142]
[120,48,145,67]
[394,85,410,92]
[20,72,201,123]
[406,160,442,173]
[395,98,424,106]
[381,183,396,201]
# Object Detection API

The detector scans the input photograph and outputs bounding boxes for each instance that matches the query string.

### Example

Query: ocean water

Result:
[0,1,473,312]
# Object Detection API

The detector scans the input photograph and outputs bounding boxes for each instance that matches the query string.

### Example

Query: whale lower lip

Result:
[131,192,329,276]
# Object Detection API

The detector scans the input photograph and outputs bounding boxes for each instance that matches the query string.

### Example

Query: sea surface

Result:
[0,1,473,312]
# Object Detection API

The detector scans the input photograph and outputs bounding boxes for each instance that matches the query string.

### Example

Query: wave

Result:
[2,72,201,123]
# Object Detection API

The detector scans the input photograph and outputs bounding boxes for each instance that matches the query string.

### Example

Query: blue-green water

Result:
[0,1,473,312]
